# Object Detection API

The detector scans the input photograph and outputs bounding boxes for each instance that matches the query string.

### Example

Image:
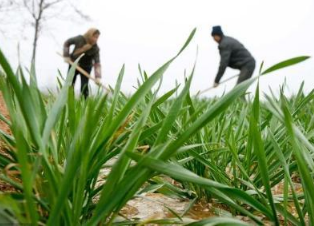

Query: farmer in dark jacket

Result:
[63,28,102,98]
[211,26,255,88]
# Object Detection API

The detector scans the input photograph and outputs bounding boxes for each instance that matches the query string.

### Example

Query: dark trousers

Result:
[68,65,92,98]
[237,59,256,85]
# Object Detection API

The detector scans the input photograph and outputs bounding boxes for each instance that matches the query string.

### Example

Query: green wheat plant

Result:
[0,28,312,226]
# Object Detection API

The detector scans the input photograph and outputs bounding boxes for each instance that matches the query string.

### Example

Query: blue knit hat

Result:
[211,26,224,36]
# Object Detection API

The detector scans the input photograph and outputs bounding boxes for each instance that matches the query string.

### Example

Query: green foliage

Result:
[0,30,312,225]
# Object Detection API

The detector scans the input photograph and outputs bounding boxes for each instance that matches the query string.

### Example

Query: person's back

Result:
[219,36,254,70]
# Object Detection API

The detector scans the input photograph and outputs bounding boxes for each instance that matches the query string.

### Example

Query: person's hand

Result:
[64,56,71,63]
[94,64,102,79]
[95,78,102,85]
[213,82,219,88]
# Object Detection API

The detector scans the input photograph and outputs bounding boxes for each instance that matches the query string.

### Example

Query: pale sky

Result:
[1,0,314,97]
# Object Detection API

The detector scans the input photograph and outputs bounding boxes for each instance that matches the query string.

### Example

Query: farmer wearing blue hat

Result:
[211,26,255,87]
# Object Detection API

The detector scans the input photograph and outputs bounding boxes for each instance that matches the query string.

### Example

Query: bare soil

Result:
[0,92,17,193]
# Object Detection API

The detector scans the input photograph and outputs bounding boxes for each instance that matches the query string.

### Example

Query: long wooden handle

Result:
[57,52,111,93]
[195,74,239,96]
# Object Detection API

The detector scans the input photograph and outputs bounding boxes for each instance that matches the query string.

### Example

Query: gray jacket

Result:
[215,36,254,83]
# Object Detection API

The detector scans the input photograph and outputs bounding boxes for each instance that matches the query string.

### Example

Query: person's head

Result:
[84,28,100,45]
[211,26,224,43]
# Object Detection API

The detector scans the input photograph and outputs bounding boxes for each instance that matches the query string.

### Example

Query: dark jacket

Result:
[63,35,100,68]
[215,36,254,83]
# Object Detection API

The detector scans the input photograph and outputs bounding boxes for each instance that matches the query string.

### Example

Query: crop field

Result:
[0,30,313,225]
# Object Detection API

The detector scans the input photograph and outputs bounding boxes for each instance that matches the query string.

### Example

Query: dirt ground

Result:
[0,92,11,156]
[0,92,10,136]
[0,92,16,192]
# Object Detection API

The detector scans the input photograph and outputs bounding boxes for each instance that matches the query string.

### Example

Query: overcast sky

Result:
[1,0,314,97]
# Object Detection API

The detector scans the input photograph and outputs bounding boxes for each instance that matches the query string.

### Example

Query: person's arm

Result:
[94,49,102,80]
[63,36,80,57]
[214,46,231,84]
